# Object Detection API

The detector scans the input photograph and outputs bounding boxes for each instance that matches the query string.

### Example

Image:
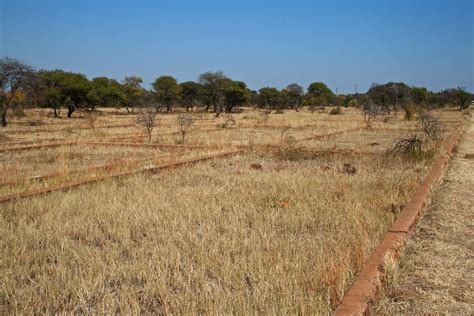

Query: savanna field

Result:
[0,106,465,313]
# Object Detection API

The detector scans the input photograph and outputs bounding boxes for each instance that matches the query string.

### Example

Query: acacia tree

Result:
[223,80,248,113]
[179,81,203,112]
[121,76,143,113]
[410,86,428,108]
[152,76,180,112]
[0,57,33,127]
[307,82,335,109]
[21,71,46,109]
[258,87,281,110]
[39,70,91,118]
[440,88,471,110]
[87,77,124,111]
[198,71,228,116]
[367,82,410,114]
[284,83,304,111]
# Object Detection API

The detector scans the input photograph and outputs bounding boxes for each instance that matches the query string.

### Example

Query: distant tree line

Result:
[1,57,472,127]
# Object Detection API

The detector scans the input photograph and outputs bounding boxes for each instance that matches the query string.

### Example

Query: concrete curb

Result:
[0,149,244,204]
[334,128,463,315]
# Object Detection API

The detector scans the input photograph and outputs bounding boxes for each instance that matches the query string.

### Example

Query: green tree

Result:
[120,76,143,113]
[307,82,335,108]
[38,70,91,118]
[88,77,124,111]
[367,82,411,114]
[258,87,281,109]
[152,75,180,112]
[284,83,304,111]
[198,71,228,116]
[37,70,63,117]
[410,86,428,107]
[179,81,204,112]
[223,80,249,113]
[440,88,471,110]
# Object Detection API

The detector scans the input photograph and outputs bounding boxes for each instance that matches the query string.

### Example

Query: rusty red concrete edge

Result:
[0,149,245,204]
[0,141,80,153]
[81,141,209,149]
[334,128,463,316]
[0,154,177,187]
[1,123,135,134]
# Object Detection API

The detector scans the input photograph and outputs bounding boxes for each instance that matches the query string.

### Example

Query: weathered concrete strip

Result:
[334,128,463,315]
[0,149,245,203]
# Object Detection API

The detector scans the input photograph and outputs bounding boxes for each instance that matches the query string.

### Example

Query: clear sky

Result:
[1,0,472,93]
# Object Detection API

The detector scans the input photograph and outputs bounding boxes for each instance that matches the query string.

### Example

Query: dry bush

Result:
[218,114,236,129]
[175,114,194,144]
[277,127,301,160]
[136,107,158,143]
[361,103,381,128]
[417,112,443,145]
[403,104,418,121]
[387,134,435,161]
[329,106,342,115]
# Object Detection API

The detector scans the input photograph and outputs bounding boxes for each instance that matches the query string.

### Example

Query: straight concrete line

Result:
[1,123,135,134]
[81,141,210,149]
[334,128,463,316]
[0,141,80,153]
[0,149,245,204]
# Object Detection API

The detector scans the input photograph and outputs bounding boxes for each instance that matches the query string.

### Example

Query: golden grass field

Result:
[0,106,465,313]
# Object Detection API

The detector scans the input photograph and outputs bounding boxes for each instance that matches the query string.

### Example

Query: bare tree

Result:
[136,106,158,143]
[417,112,443,145]
[0,57,33,127]
[361,102,381,128]
[176,113,194,144]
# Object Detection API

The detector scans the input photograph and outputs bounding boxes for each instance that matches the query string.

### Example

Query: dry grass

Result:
[370,117,473,315]
[0,107,464,313]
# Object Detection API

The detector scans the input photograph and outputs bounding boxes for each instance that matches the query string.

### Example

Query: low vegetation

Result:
[0,55,469,314]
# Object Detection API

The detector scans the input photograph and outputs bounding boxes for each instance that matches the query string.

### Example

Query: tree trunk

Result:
[1,110,8,127]
[67,106,75,118]
[54,108,59,117]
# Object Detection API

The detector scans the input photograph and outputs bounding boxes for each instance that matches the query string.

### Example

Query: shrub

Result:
[361,102,381,128]
[329,106,342,115]
[218,114,236,129]
[136,106,158,143]
[176,113,194,144]
[402,104,417,120]
[417,112,443,145]
[387,134,436,161]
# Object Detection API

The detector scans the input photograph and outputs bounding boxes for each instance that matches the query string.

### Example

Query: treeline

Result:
[1,57,472,127]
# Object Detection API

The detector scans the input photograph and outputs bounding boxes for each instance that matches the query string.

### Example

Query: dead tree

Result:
[176,113,194,144]
[136,106,158,143]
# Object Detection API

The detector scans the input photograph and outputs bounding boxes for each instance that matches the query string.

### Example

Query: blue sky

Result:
[1,0,472,93]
